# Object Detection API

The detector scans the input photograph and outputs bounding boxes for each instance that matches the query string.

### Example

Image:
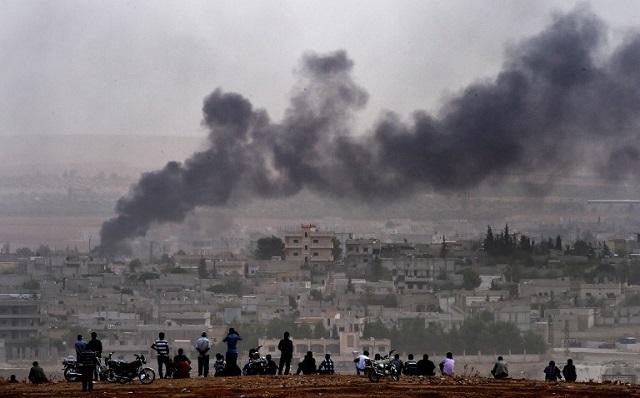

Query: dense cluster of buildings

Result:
[2,223,640,372]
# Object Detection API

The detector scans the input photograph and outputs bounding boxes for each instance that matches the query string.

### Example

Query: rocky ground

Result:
[2,375,640,398]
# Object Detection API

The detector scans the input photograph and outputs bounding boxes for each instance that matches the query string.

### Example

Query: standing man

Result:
[277,331,293,375]
[151,332,170,379]
[75,335,86,360]
[354,350,369,375]
[87,332,103,381]
[78,346,98,392]
[222,328,242,376]
[195,331,211,377]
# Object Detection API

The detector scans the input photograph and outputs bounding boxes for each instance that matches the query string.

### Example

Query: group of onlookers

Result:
[13,328,582,386]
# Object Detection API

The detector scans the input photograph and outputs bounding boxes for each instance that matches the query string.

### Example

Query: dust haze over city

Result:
[3,1,640,396]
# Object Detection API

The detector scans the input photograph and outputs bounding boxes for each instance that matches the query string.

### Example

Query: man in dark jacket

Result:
[265,354,278,375]
[28,361,48,384]
[278,331,293,375]
[417,354,436,376]
[86,332,102,381]
[544,360,562,381]
[491,356,509,379]
[403,354,419,375]
[562,359,577,382]
[296,351,317,375]
[78,348,98,392]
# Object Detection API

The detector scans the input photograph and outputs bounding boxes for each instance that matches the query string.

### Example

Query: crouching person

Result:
[173,348,192,378]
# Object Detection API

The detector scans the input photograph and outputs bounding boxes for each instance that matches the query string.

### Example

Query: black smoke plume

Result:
[98,7,640,253]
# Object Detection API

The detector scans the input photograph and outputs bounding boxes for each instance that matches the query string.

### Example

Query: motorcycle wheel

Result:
[138,367,155,384]
[63,367,80,382]
[368,371,381,383]
[103,370,117,383]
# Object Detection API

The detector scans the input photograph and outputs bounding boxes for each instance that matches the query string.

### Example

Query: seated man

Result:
[318,354,335,375]
[213,353,226,377]
[296,351,317,375]
[417,354,436,376]
[403,354,419,375]
[265,354,278,375]
[491,356,509,379]
[173,348,192,378]
[28,361,48,384]
[390,354,404,375]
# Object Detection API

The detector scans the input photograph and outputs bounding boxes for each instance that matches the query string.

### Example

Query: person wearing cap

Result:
[195,331,211,377]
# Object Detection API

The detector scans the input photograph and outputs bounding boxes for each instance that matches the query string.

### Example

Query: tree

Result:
[15,247,33,256]
[555,236,563,251]
[366,258,391,282]
[462,268,481,290]
[332,237,342,260]
[255,236,284,260]
[309,289,323,301]
[128,258,142,273]
[483,226,494,253]
[440,235,448,258]
[198,258,208,279]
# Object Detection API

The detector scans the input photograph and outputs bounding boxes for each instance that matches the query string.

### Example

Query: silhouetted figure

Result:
[87,332,103,381]
[544,361,562,382]
[491,356,509,379]
[417,354,436,376]
[278,331,293,375]
[403,354,418,375]
[8,375,18,383]
[28,361,48,384]
[222,328,242,376]
[173,348,192,378]
[562,359,577,382]
[195,331,211,377]
[213,353,226,377]
[318,354,335,375]
[265,354,278,375]
[296,351,317,375]
[78,347,98,392]
[439,352,455,377]
[151,332,171,379]
[390,354,404,374]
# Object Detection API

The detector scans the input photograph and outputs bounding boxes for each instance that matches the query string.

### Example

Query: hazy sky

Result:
[1,0,639,137]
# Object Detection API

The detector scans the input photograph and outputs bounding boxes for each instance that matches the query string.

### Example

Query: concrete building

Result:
[284,224,335,267]
[0,294,45,361]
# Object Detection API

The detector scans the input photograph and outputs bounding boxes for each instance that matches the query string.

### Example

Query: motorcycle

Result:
[365,350,401,383]
[242,346,267,376]
[103,353,155,384]
[62,356,82,382]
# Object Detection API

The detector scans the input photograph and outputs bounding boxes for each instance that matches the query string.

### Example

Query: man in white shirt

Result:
[195,331,211,377]
[439,352,455,377]
[354,350,369,375]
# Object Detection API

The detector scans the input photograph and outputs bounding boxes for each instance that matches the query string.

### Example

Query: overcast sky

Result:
[1,0,639,137]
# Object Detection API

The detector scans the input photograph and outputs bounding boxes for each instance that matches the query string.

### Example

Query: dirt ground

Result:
[2,375,640,398]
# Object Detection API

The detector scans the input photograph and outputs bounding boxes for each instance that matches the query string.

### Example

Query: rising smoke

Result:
[98,7,640,253]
